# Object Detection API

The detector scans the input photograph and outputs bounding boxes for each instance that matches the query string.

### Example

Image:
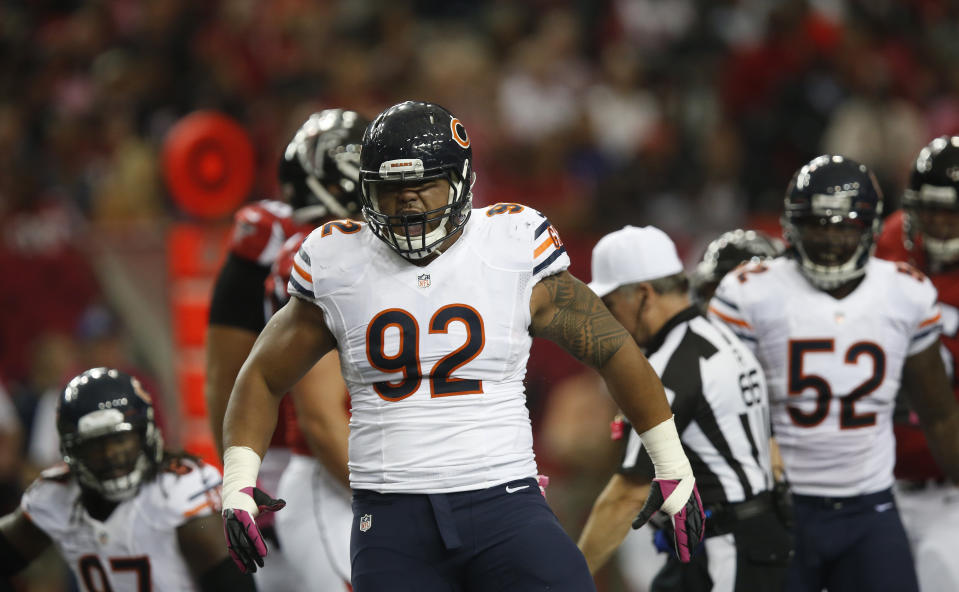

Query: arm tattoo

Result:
[533,272,629,368]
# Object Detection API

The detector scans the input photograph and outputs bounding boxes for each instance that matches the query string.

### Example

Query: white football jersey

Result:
[289,205,569,493]
[21,458,222,591]
[709,257,941,497]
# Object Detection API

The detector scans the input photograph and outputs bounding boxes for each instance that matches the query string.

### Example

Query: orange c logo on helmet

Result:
[450,118,470,149]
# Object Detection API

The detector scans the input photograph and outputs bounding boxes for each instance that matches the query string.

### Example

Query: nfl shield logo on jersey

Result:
[417,273,431,288]
[360,513,372,532]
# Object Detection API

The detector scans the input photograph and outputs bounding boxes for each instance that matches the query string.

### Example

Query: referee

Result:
[577,226,793,592]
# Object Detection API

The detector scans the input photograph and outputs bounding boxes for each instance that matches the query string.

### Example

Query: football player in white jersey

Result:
[217,100,706,591]
[0,368,255,592]
[709,155,959,592]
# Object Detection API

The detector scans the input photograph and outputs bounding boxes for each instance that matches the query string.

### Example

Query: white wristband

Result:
[221,446,261,516]
[639,415,692,480]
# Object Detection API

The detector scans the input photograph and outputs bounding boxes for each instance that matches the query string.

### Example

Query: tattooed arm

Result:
[529,271,672,433]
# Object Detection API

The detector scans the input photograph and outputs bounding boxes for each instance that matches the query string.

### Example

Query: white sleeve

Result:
[157,459,223,529]
[708,270,759,354]
[530,216,570,282]
[908,284,943,356]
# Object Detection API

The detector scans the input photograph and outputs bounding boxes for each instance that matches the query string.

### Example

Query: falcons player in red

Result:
[874,136,959,592]
[205,109,367,590]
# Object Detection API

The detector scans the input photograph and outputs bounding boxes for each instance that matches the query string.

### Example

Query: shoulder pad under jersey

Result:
[288,219,372,302]
[473,203,570,279]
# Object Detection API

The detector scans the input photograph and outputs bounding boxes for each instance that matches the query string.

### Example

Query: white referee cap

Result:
[587,225,684,297]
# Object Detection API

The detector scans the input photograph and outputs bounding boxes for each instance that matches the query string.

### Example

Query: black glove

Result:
[222,487,286,573]
[633,478,706,563]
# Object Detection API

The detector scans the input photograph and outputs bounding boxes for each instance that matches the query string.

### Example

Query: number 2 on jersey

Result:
[366,305,485,401]
[788,339,885,429]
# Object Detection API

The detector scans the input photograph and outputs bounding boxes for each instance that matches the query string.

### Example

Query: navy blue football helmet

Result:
[782,155,883,290]
[359,101,474,260]
[903,136,959,265]
[278,109,369,223]
[57,368,163,501]
[691,229,783,309]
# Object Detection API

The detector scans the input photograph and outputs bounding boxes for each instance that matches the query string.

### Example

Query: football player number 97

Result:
[366,304,485,401]
[79,555,150,592]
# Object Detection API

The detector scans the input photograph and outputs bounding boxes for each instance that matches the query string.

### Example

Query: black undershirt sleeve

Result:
[208,254,270,333]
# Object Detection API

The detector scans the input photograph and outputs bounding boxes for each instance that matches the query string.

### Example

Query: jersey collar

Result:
[645,306,701,356]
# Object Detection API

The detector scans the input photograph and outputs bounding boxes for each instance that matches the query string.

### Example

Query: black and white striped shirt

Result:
[620,307,773,505]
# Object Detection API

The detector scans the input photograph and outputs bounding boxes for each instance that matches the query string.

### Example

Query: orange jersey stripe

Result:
[183,500,213,519]
[919,312,942,329]
[533,237,553,258]
[293,260,313,284]
[709,305,753,330]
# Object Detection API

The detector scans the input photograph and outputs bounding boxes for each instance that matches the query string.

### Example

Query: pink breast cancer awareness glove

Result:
[222,486,286,573]
[632,477,705,563]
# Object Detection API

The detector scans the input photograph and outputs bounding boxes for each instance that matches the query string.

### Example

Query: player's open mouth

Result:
[396,212,426,236]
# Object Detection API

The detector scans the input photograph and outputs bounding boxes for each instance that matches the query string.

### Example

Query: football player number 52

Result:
[367,304,485,401]
[787,340,885,429]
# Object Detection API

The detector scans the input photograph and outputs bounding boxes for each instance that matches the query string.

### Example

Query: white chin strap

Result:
[82,456,149,502]
[795,242,869,290]
[923,235,959,265]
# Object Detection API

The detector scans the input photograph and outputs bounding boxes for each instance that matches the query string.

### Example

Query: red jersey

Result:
[228,200,313,265]
[875,210,959,481]
[226,200,312,449]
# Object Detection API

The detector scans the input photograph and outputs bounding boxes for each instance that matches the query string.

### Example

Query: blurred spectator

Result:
[0,377,22,514]
[584,42,661,165]
[73,304,167,435]
[12,333,77,483]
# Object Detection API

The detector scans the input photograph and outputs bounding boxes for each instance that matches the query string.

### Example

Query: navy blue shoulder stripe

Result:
[298,248,311,266]
[911,326,940,343]
[534,219,551,239]
[713,294,739,311]
[289,276,314,297]
[733,331,757,343]
[533,246,566,275]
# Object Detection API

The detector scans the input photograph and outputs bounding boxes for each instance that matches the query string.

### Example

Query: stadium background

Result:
[1,0,957,589]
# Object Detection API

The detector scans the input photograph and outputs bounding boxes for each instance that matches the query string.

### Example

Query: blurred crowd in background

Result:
[3,0,959,590]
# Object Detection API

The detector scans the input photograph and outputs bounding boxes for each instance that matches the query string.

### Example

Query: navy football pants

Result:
[787,488,919,592]
[350,477,596,591]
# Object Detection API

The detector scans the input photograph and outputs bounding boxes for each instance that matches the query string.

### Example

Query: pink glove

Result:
[222,486,286,573]
[633,478,705,563]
